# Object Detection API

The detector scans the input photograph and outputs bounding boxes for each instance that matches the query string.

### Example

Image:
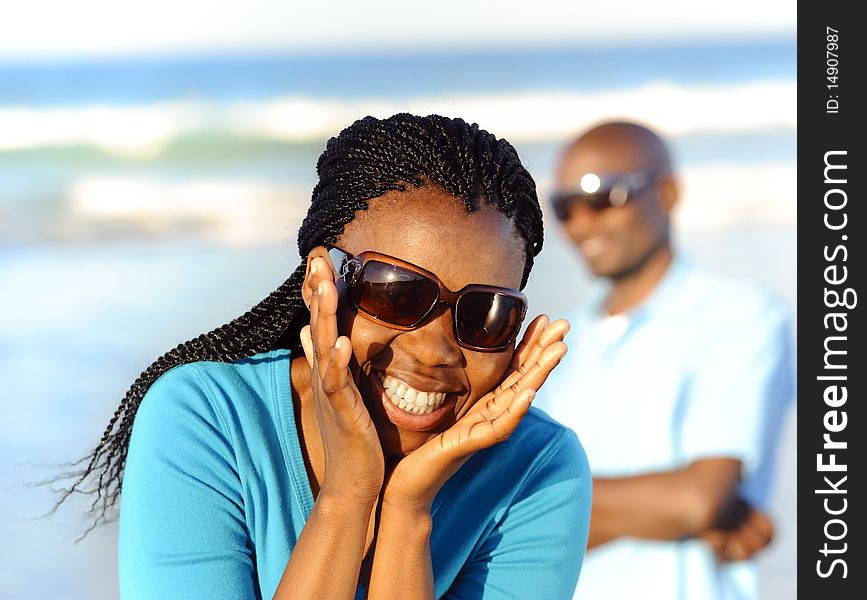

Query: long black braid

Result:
[59,113,544,529]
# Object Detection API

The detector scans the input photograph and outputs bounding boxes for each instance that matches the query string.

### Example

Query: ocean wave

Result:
[671,161,796,229]
[0,80,795,157]
[65,176,310,244]
[57,160,794,246]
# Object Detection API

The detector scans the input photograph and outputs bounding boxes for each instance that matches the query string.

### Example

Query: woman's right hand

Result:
[300,256,384,505]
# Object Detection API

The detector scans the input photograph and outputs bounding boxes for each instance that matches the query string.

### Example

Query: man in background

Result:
[540,121,795,599]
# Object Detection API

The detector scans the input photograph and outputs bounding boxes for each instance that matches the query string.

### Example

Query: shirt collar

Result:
[588,253,694,339]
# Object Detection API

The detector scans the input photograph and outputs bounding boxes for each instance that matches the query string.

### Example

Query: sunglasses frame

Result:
[326,245,527,352]
[549,166,664,221]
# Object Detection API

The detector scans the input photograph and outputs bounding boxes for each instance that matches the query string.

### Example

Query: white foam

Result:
[67,158,795,247]
[0,102,207,158]
[0,80,795,155]
[68,175,309,244]
[674,162,796,229]
[386,81,796,142]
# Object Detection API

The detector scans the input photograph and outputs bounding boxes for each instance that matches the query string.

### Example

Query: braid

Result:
[61,113,543,529]
[54,263,308,528]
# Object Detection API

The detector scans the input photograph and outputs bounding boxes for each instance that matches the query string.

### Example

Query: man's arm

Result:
[587,457,740,548]
[590,292,793,553]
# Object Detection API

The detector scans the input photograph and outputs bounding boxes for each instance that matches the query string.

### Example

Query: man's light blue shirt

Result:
[537,255,795,600]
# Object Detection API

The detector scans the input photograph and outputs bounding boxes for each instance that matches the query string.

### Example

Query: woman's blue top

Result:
[119,348,591,599]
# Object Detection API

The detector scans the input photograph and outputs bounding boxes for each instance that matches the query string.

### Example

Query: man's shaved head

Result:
[553,120,678,281]
[556,121,673,182]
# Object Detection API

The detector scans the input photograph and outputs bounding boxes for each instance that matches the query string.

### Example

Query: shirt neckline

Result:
[590,253,693,328]
[267,347,467,521]
[270,348,316,519]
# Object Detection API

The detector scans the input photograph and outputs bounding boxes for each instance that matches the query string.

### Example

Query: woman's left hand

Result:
[382,315,570,514]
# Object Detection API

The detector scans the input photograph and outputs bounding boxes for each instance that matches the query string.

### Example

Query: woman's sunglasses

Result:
[549,166,662,221]
[326,246,527,352]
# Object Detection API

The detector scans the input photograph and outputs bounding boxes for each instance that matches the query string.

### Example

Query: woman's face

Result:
[319,184,526,459]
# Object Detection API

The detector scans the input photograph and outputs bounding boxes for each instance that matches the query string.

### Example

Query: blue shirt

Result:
[537,256,795,600]
[119,348,591,599]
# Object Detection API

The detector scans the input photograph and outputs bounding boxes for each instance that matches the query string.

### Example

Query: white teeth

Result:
[379,374,449,415]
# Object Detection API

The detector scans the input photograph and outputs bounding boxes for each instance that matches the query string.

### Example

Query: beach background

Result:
[0,2,796,598]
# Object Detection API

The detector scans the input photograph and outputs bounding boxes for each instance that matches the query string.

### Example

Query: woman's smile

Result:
[369,369,461,431]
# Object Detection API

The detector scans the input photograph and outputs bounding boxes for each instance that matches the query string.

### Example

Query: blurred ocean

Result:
[0,39,796,599]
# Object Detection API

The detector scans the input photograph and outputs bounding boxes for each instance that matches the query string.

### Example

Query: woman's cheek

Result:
[344,312,400,368]
[466,349,513,401]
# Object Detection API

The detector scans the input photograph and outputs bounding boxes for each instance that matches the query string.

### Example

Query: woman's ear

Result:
[301,245,332,310]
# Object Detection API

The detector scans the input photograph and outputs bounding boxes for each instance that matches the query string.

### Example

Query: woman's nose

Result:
[399,307,463,368]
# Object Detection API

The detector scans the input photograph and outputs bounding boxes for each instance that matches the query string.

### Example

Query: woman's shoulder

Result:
[150,347,290,388]
[507,406,590,479]
[136,348,292,441]
[430,406,591,560]
[442,406,590,508]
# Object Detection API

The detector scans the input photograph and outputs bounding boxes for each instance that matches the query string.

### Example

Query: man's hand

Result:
[701,497,774,561]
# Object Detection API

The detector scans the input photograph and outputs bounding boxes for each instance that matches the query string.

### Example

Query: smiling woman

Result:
[60,113,591,599]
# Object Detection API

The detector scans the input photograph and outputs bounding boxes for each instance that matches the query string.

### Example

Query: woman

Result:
[71,114,591,598]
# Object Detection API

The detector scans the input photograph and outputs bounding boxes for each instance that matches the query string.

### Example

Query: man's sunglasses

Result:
[549,167,662,221]
[326,246,527,352]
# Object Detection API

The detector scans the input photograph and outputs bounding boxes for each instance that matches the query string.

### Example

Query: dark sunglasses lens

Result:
[551,195,571,221]
[357,261,439,327]
[456,292,523,349]
[584,191,614,210]
[551,191,613,219]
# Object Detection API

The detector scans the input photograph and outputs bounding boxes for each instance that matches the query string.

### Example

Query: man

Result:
[539,121,795,599]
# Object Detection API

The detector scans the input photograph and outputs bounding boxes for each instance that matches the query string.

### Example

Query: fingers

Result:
[749,509,775,545]
[512,316,569,371]
[465,388,535,452]
[300,258,334,369]
[511,314,549,369]
[502,315,569,382]
[303,257,359,408]
[300,325,315,369]
[539,318,570,346]
[705,510,775,562]
[321,336,353,396]
[724,511,775,561]
[300,256,338,371]
[308,259,339,373]
[472,340,566,423]
[493,339,568,401]
[700,530,728,561]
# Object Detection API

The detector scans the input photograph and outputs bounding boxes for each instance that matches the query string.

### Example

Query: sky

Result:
[2,0,796,59]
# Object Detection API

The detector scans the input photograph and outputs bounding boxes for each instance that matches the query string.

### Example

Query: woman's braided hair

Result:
[61,113,544,528]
